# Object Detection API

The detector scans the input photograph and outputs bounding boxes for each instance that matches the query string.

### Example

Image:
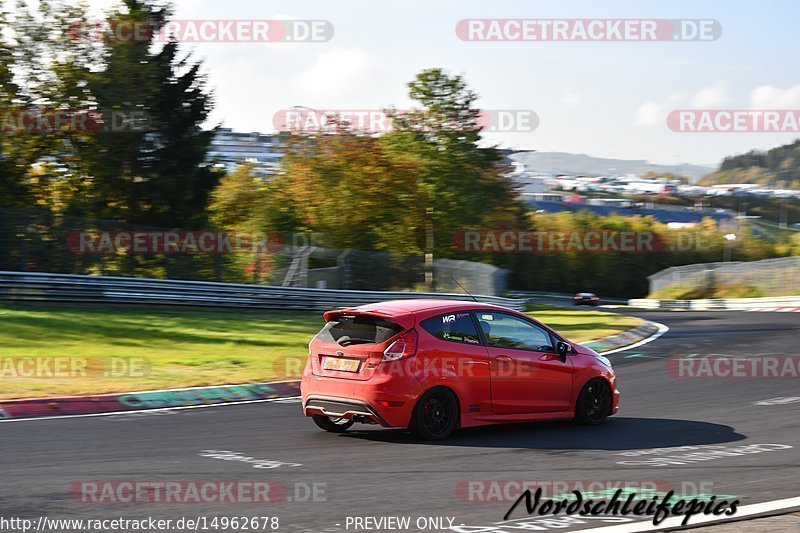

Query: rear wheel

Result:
[409,388,459,440]
[312,415,354,433]
[574,379,611,425]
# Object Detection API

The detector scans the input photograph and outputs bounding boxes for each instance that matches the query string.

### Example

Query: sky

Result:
[85,0,800,167]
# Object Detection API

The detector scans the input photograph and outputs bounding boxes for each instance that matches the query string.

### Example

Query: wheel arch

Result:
[574,376,613,416]
[413,384,463,429]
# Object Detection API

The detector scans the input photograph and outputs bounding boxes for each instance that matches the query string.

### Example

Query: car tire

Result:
[574,379,611,425]
[409,387,459,441]
[312,415,355,433]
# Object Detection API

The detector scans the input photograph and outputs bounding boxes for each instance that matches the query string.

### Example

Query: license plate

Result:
[322,356,361,372]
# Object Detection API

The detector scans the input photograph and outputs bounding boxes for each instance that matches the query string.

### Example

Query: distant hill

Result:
[698,140,800,189]
[509,151,714,183]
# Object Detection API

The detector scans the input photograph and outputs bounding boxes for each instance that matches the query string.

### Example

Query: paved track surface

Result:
[1,311,799,532]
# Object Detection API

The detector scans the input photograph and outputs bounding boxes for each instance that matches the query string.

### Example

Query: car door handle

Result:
[495,355,513,362]
[539,353,560,362]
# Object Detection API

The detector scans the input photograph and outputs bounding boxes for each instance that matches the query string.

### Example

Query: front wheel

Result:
[574,379,611,425]
[409,388,459,441]
[312,415,354,433]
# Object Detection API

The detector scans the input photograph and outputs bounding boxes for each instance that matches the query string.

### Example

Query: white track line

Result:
[598,321,670,356]
[575,496,800,532]
[0,396,302,424]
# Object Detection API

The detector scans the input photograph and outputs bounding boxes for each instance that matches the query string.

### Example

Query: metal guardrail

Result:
[629,296,800,311]
[509,291,628,304]
[0,271,526,312]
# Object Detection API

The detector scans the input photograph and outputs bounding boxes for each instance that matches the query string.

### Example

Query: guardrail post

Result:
[215,253,223,282]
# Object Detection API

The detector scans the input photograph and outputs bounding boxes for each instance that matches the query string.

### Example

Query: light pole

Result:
[290,105,318,132]
[780,198,788,230]
[425,207,435,291]
[723,233,736,262]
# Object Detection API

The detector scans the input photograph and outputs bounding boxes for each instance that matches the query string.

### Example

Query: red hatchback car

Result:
[301,299,619,440]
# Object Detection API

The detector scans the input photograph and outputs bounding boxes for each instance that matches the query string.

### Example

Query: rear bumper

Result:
[301,371,420,428]
[304,396,390,426]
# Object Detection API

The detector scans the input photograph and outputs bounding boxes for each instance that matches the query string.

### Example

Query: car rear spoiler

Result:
[323,308,416,331]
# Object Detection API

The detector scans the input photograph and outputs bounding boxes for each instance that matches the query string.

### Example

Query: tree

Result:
[77,0,218,228]
[386,68,527,257]
[0,0,103,212]
[275,131,424,252]
[0,5,26,207]
[216,68,526,266]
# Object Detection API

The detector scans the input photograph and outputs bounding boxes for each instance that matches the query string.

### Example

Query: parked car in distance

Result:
[301,300,619,440]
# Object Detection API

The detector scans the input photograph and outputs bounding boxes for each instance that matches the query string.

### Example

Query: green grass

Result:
[0,304,325,400]
[649,283,765,300]
[524,303,642,342]
[0,302,640,400]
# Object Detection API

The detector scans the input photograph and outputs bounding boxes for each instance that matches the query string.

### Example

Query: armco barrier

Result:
[508,291,628,304]
[0,271,525,312]
[629,296,800,311]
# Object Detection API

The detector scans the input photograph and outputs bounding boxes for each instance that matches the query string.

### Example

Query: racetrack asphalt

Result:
[1,310,798,532]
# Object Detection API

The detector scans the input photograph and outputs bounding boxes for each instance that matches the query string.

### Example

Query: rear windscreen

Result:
[316,315,403,346]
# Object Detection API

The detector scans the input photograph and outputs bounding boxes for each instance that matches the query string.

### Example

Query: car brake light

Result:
[382,330,417,362]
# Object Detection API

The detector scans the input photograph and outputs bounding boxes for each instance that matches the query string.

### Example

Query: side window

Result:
[476,312,555,352]
[421,312,481,345]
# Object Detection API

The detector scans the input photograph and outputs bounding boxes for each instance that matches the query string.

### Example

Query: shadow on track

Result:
[339,417,747,450]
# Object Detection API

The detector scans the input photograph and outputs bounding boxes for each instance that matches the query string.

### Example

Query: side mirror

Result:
[556,341,572,363]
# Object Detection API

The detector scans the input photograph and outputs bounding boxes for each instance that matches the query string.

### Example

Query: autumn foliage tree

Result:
[211,69,527,260]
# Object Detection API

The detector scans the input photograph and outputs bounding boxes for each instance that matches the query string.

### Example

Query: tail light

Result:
[382,330,418,362]
[307,339,318,373]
